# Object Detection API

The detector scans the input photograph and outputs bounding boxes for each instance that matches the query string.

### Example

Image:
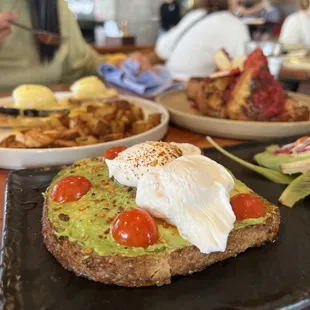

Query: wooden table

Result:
[0,85,242,239]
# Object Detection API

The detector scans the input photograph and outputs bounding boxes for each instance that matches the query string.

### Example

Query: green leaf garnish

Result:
[206,137,294,185]
[279,172,310,207]
[254,147,310,172]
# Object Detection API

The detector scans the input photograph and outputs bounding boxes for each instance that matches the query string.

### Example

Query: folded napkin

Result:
[98,60,182,97]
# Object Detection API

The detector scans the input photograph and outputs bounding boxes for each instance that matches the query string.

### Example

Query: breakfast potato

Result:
[0,135,25,148]
[116,100,131,110]
[124,110,135,123]
[86,118,110,137]
[76,136,98,146]
[59,128,81,140]
[43,130,61,140]
[48,117,67,132]
[102,133,124,142]
[131,105,144,121]
[115,109,125,121]
[72,117,92,137]
[94,106,117,121]
[9,141,26,148]
[0,135,16,148]
[57,113,70,128]
[110,121,125,134]
[148,113,161,127]
[51,139,78,148]
[76,112,91,124]
[132,120,153,135]
[118,115,130,128]
[24,128,57,148]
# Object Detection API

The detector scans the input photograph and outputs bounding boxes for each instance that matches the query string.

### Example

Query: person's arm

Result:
[58,0,107,82]
[0,12,16,40]
[279,15,301,45]
[238,2,265,16]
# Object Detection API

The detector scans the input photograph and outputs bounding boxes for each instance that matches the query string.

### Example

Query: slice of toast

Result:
[187,48,309,122]
[42,158,280,287]
[187,76,235,118]
[42,203,279,287]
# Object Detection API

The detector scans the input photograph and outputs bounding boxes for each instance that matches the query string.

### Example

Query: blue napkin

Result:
[98,60,182,97]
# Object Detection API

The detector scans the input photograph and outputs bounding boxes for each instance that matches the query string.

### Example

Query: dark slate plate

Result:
[1,137,310,310]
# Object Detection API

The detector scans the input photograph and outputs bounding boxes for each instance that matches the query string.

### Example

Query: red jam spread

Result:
[244,48,286,118]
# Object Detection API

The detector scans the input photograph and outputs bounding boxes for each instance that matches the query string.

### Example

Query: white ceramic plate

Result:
[156,90,310,141]
[0,92,169,170]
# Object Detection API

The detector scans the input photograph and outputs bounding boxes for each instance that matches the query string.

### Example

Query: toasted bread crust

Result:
[42,201,280,287]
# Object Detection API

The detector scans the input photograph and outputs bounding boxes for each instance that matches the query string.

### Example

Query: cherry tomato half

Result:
[103,146,127,160]
[50,175,92,203]
[112,209,159,248]
[230,193,266,221]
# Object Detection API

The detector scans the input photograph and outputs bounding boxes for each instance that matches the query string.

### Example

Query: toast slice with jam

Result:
[187,48,309,122]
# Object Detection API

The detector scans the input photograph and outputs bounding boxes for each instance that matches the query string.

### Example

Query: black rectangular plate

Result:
[1,137,310,310]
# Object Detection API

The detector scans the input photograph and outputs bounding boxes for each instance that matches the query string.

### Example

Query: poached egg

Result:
[136,155,235,254]
[105,141,235,254]
[105,141,201,187]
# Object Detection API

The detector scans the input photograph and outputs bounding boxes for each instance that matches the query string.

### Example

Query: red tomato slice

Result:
[112,209,159,248]
[103,146,127,160]
[50,176,92,203]
[230,193,266,221]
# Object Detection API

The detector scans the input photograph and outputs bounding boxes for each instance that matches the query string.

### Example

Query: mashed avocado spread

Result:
[45,158,273,257]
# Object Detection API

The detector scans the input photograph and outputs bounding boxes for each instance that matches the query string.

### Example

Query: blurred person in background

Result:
[237,0,281,40]
[160,0,181,35]
[0,0,108,91]
[238,0,279,20]
[279,0,310,48]
[155,0,250,80]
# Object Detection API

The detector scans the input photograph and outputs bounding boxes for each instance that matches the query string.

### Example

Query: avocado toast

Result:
[42,153,280,287]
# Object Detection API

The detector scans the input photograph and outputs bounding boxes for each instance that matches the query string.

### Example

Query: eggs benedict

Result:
[70,76,117,100]
[13,85,58,110]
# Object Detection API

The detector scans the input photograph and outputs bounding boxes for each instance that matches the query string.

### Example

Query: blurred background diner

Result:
[155,0,250,80]
[1,0,310,94]
[159,0,181,35]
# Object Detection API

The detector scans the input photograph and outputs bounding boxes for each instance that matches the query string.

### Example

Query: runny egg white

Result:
[105,141,201,187]
[136,155,236,254]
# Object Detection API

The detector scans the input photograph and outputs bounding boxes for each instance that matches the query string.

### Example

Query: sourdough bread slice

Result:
[42,196,280,287]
